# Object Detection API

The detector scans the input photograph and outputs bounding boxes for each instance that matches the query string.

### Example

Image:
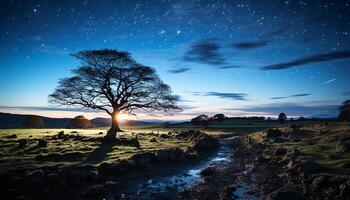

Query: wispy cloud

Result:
[35,44,70,55]
[261,51,350,70]
[217,65,243,69]
[322,78,336,85]
[231,40,268,49]
[259,28,288,38]
[205,92,247,100]
[167,67,190,74]
[228,103,338,118]
[187,91,248,100]
[270,93,311,100]
[183,38,226,65]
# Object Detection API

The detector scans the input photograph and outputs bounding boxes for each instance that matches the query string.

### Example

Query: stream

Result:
[107,138,258,200]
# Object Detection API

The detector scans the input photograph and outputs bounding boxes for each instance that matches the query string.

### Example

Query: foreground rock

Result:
[193,134,218,151]
[337,135,350,153]
[268,186,305,200]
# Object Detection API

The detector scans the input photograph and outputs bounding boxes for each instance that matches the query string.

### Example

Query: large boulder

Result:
[175,130,202,140]
[336,136,350,153]
[265,129,283,138]
[292,160,321,177]
[155,148,184,162]
[268,186,305,200]
[37,139,48,148]
[66,115,95,129]
[22,115,45,128]
[193,134,218,152]
[129,152,155,168]
[57,131,65,139]
[274,147,287,156]
[97,161,134,177]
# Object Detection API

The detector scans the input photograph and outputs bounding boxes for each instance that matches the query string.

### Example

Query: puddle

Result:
[107,139,232,199]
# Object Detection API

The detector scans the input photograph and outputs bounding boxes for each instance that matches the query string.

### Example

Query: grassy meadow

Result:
[0,119,315,174]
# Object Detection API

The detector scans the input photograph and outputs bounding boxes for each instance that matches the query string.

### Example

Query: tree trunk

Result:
[104,112,122,142]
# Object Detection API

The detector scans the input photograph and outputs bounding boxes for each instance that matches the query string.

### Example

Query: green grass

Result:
[0,128,194,173]
[250,122,350,179]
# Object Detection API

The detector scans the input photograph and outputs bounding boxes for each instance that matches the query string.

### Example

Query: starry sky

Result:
[0,0,350,120]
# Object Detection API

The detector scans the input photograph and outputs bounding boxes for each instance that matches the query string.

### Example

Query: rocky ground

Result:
[1,123,349,200]
[181,122,350,200]
[0,130,219,200]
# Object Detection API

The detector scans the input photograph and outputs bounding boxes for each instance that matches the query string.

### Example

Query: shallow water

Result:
[107,139,256,200]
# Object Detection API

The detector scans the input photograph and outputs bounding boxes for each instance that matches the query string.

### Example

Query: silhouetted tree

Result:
[212,113,226,121]
[339,100,350,122]
[67,115,95,129]
[49,49,181,141]
[22,115,45,128]
[278,113,287,123]
[191,114,209,125]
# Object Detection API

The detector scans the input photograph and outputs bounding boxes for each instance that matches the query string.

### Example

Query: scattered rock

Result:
[37,139,48,148]
[265,129,283,138]
[339,181,350,200]
[160,134,170,139]
[57,131,65,139]
[98,132,104,135]
[150,137,158,142]
[268,186,305,200]
[193,134,218,152]
[336,136,350,153]
[274,147,287,156]
[18,139,28,148]
[175,130,202,140]
[200,167,216,177]
[130,152,155,167]
[5,134,17,139]
[156,148,184,162]
[292,160,321,177]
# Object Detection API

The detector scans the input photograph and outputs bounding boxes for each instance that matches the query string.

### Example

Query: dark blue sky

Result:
[0,0,350,120]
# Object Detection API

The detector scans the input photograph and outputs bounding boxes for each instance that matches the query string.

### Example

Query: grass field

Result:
[0,128,193,173]
[0,119,328,174]
[249,122,350,184]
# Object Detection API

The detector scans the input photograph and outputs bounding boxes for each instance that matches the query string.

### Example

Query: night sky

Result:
[0,0,350,120]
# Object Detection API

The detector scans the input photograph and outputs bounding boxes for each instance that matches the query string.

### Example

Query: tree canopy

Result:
[49,49,181,140]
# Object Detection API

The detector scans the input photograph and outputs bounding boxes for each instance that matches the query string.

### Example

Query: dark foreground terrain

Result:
[0,122,349,200]
[183,122,350,200]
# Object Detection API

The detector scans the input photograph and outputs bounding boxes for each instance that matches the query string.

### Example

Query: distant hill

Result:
[0,112,71,128]
[0,112,167,129]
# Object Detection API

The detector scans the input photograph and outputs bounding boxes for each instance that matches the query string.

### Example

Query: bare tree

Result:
[278,112,287,123]
[339,100,350,122]
[49,49,181,141]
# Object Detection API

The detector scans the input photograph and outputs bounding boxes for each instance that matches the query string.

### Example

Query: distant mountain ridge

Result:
[0,112,166,129]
